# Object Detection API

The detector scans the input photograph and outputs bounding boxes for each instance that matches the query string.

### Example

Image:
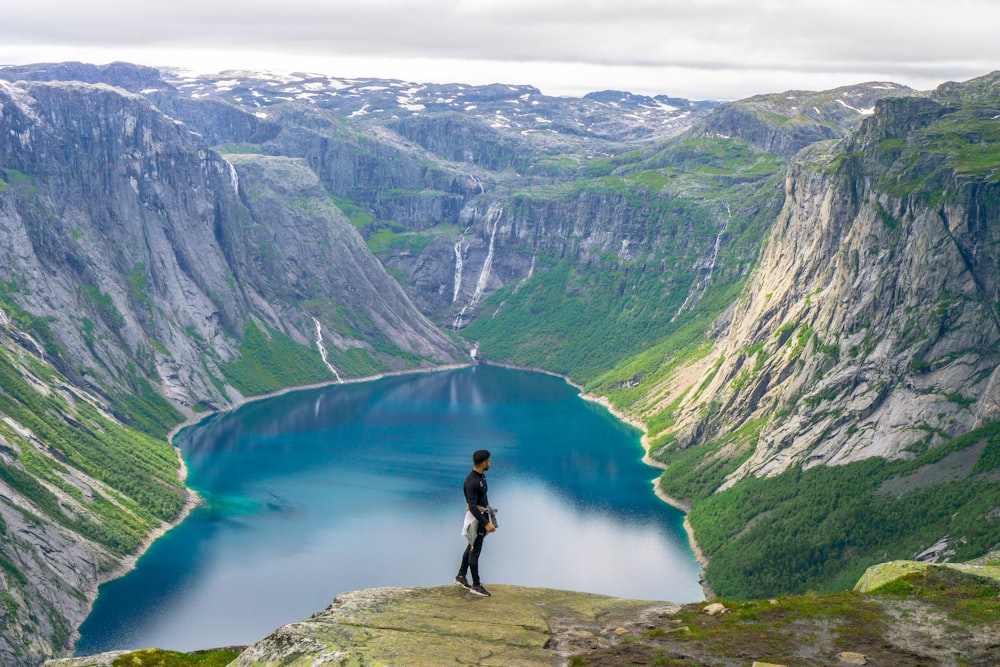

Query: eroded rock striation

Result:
[0,69,460,666]
[657,75,1000,483]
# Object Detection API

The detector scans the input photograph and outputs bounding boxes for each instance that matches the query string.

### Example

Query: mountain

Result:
[599,73,1000,599]
[0,66,460,665]
[0,61,998,664]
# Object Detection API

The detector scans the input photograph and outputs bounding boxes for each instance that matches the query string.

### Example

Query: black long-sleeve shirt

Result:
[464,469,489,526]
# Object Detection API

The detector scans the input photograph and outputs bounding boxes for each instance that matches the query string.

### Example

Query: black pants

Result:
[458,528,486,586]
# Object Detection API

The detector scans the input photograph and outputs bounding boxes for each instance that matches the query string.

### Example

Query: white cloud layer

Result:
[1,0,997,99]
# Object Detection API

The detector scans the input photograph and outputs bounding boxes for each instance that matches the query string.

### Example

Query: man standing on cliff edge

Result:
[455,449,495,597]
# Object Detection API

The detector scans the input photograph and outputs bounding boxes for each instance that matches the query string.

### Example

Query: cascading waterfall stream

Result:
[452,235,467,304]
[672,200,731,322]
[224,159,239,194]
[313,317,342,382]
[471,208,500,304]
[513,250,537,295]
[452,205,502,329]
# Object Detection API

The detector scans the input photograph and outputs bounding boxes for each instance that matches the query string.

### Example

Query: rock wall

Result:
[0,77,460,666]
[0,79,459,413]
[659,91,1000,484]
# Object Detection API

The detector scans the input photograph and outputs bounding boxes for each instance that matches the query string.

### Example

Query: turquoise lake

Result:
[75,365,703,654]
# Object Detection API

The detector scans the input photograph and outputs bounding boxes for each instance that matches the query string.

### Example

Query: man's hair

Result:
[472,449,491,465]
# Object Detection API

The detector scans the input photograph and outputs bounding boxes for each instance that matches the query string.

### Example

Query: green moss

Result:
[330,195,373,229]
[216,143,265,154]
[80,284,124,330]
[111,647,242,666]
[126,262,153,314]
[0,549,28,586]
[0,286,66,360]
[872,201,898,230]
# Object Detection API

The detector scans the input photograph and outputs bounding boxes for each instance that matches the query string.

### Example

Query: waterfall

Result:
[452,205,502,329]
[0,308,7,327]
[452,306,470,329]
[23,333,44,361]
[702,200,730,283]
[313,317,342,382]
[513,250,537,295]
[471,205,501,305]
[225,159,239,194]
[672,200,732,322]
[452,237,466,304]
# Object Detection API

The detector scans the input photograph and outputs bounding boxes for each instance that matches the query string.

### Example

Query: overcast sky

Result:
[2,0,997,100]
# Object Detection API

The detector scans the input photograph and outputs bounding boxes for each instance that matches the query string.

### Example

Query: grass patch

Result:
[112,647,243,667]
[220,320,332,397]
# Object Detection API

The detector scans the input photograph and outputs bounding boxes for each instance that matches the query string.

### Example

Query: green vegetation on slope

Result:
[464,257,697,380]
[658,421,1000,600]
[111,366,184,440]
[111,647,242,667]
[219,320,334,396]
[575,560,1000,666]
[0,346,185,556]
[463,136,785,385]
[0,285,66,361]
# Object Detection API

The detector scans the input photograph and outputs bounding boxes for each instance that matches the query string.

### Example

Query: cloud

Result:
[2,0,997,98]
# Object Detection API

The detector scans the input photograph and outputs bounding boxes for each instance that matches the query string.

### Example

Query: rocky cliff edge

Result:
[46,553,1000,666]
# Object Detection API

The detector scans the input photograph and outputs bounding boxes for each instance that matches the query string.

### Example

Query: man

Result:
[455,449,495,597]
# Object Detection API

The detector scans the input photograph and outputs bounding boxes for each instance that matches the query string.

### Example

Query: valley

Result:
[0,61,997,665]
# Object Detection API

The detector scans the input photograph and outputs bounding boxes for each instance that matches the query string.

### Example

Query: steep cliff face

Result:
[227,152,458,363]
[653,81,1000,483]
[1,79,247,411]
[0,317,190,666]
[0,74,460,666]
[0,78,459,417]
[150,70,912,385]
[0,61,168,94]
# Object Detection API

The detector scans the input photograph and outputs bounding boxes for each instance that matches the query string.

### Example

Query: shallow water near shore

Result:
[76,365,703,654]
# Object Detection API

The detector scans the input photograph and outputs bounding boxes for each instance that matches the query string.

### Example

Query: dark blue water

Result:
[76,365,703,654]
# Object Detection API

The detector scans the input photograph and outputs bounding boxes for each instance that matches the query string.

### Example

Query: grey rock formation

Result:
[0,77,459,416]
[695,82,917,156]
[658,78,1000,485]
[0,73,460,666]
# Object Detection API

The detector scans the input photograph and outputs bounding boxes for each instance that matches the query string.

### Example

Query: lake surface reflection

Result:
[76,365,703,654]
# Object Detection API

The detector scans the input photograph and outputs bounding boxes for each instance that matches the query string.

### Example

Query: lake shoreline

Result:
[479,360,713,600]
[78,448,202,655]
[82,358,707,652]
[72,362,474,655]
